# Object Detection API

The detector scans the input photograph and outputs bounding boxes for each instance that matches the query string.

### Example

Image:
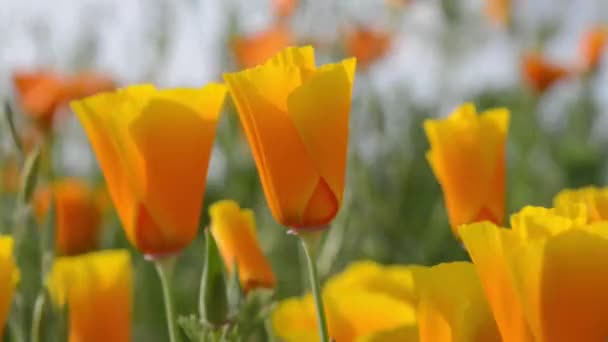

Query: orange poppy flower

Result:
[425,103,509,235]
[232,25,293,69]
[224,46,356,229]
[33,179,103,256]
[209,200,275,292]
[579,26,608,72]
[13,71,66,128]
[522,53,571,93]
[345,28,392,69]
[13,71,115,129]
[48,250,132,342]
[71,84,227,256]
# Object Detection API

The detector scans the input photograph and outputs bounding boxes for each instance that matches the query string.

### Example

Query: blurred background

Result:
[2,0,608,340]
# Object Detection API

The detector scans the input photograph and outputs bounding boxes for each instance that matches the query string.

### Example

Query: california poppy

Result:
[225,46,356,229]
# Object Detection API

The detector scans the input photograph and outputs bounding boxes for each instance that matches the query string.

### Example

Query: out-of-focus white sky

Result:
[1,0,607,101]
[2,0,608,176]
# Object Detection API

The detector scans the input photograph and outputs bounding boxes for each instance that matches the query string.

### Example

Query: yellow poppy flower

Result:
[71,84,226,256]
[461,205,608,342]
[413,262,501,342]
[460,223,535,342]
[424,103,509,235]
[209,200,276,292]
[272,261,417,341]
[0,236,18,338]
[553,186,608,222]
[224,46,356,229]
[33,178,102,256]
[48,249,132,342]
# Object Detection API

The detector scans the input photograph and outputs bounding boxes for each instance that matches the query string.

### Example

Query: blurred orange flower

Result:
[345,28,392,69]
[1,157,20,193]
[425,103,509,235]
[34,179,103,256]
[485,0,510,27]
[48,250,132,342]
[232,25,293,69]
[273,0,297,18]
[71,84,227,256]
[224,46,356,229]
[579,26,608,72]
[13,70,114,129]
[209,200,275,292]
[522,53,571,93]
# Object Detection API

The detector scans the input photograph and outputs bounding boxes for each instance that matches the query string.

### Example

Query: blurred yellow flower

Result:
[48,249,132,342]
[461,206,608,342]
[71,84,226,256]
[34,179,103,256]
[424,103,509,235]
[0,236,18,338]
[232,25,293,69]
[522,53,571,94]
[553,186,608,222]
[209,200,276,292]
[413,262,501,342]
[224,46,356,229]
[272,261,417,342]
[579,26,608,72]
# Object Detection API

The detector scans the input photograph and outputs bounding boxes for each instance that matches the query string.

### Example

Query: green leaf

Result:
[2,101,24,157]
[199,230,229,327]
[227,261,244,316]
[18,146,42,206]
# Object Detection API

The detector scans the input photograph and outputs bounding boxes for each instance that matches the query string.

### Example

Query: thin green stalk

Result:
[30,292,45,342]
[298,232,329,342]
[154,256,181,342]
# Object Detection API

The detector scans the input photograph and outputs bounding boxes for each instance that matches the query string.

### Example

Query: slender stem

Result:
[298,233,329,342]
[30,292,45,342]
[154,256,181,342]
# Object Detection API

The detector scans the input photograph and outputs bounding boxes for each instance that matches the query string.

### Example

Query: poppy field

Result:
[2,0,608,341]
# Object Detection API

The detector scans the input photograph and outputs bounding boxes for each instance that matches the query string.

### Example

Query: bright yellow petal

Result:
[287,58,355,208]
[459,222,535,342]
[357,325,419,342]
[271,295,322,342]
[71,94,139,244]
[224,72,319,227]
[510,206,578,240]
[0,236,18,338]
[128,84,226,254]
[510,229,608,342]
[48,250,132,342]
[265,45,316,69]
[328,291,417,340]
[425,104,508,233]
[323,260,420,306]
[209,200,275,292]
[413,261,501,342]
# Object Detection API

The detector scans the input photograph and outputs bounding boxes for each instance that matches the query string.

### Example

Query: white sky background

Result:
[1,0,608,177]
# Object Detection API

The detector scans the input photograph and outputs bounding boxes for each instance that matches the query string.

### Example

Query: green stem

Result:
[298,232,329,342]
[30,292,45,342]
[154,256,181,342]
